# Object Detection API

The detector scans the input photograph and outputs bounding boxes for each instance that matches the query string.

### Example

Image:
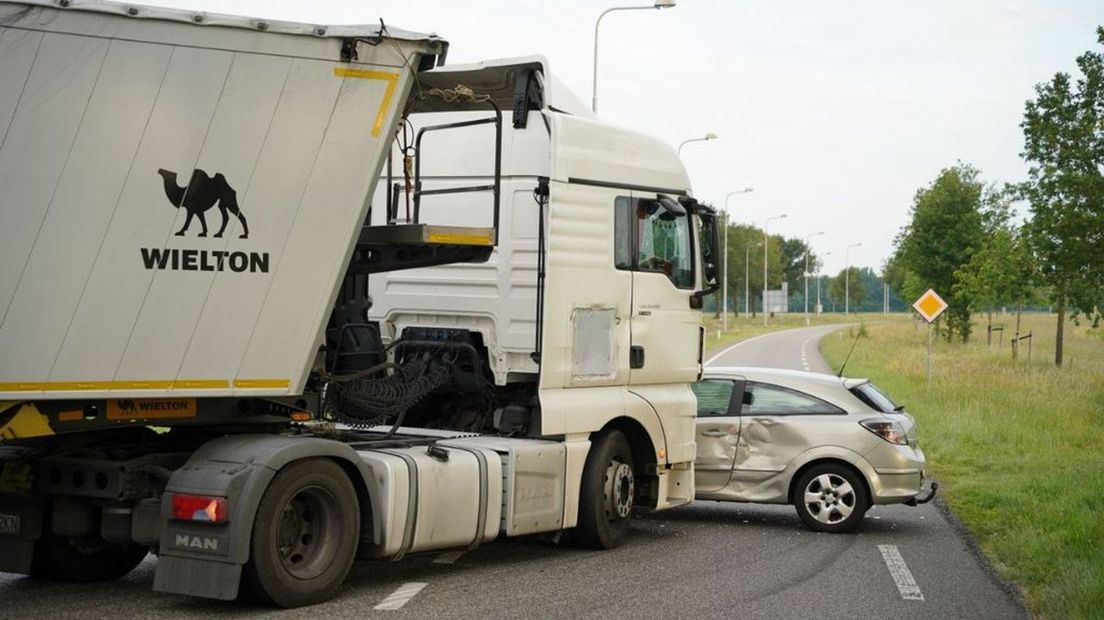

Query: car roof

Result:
[703,366,871,409]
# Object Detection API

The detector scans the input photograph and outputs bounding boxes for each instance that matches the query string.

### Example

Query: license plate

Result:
[0,513,20,535]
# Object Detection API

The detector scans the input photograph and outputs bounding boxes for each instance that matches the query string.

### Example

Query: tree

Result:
[719,222,784,316]
[890,164,986,341]
[952,192,1038,336]
[829,267,866,312]
[1019,26,1104,365]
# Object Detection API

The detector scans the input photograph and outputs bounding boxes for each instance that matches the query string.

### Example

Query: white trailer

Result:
[0,0,721,608]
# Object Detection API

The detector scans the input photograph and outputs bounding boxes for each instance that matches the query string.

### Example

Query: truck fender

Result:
[153,434,377,600]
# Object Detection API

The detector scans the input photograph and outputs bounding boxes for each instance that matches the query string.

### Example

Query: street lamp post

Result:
[592,0,677,114]
[721,188,754,332]
[844,242,862,315]
[763,214,788,326]
[677,132,717,156]
[745,242,761,316]
[816,251,831,315]
[803,231,825,326]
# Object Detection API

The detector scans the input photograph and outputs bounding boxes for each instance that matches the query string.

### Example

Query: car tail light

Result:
[171,494,228,524]
[859,418,909,445]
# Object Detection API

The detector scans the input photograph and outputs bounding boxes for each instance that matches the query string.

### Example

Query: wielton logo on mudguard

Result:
[143,168,269,273]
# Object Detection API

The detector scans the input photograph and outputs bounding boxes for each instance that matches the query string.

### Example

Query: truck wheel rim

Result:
[803,473,855,524]
[276,485,341,580]
[605,460,634,521]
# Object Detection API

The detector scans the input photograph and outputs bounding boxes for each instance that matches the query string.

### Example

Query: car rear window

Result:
[851,383,899,413]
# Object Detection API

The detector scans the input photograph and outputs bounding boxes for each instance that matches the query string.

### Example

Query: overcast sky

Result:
[143,0,1103,274]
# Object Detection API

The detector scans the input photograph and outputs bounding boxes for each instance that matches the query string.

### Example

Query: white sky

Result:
[143,0,1103,274]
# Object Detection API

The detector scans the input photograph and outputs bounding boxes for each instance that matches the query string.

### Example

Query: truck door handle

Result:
[702,429,728,437]
[638,310,652,316]
[630,345,645,369]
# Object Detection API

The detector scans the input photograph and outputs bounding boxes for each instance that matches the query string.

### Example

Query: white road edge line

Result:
[374,582,428,611]
[878,544,924,601]
[704,331,783,366]
[432,550,464,565]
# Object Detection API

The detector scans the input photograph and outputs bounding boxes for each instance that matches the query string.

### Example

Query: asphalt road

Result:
[0,325,1027,618]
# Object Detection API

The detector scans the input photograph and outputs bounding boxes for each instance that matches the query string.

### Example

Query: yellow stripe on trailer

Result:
[332,67,400,137]
[425,231,495,246]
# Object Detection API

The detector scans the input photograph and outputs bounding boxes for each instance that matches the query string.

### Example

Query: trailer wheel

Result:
[243,459,359,608]
[575,430,635,549]
[30,531,147,582]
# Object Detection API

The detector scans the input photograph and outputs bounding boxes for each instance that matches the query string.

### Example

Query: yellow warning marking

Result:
[425,231,495,246]
[0,404,54,440]
[234,379,291,389]
[107,398,197,421]
[0,379,287,392]
[333,67,400,137]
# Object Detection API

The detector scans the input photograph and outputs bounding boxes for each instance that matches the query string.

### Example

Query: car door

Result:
[691,377,744,493]
[730,381,847,498]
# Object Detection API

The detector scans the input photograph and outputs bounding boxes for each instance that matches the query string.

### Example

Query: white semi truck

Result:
[0,0,721,607]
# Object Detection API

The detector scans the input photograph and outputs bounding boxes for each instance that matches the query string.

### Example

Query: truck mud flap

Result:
[0,498,43,575]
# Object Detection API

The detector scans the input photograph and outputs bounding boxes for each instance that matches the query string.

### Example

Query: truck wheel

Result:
[575,430,635,549]
[31,531,147,582]
[793,463,870,533]
[243,459,359,608]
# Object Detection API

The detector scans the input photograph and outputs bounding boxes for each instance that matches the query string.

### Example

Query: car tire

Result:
[792,463,870,533]
[242,459,359,608]
[30,530,147,582]
[574,430,635,549]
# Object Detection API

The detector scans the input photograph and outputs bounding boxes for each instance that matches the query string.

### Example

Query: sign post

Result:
[912,289,948,387]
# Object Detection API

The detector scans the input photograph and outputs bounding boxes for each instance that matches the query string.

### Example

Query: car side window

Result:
[691,379,736,417]
[741,382,844,415]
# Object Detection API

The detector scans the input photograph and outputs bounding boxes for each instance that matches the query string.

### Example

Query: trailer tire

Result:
[30,531,147,582]
[243,459,359,608]
[575,430,634,549]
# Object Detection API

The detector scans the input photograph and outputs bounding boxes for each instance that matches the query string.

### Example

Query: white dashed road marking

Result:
[433,550,465,565]
[375,582,428,610]
[878,544,924,601]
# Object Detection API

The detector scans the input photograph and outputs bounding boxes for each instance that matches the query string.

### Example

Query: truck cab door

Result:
[691,377,745,493]
[615,195,701,385]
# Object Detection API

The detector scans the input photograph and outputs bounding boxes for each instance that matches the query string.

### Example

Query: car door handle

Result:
[701,429,728,437]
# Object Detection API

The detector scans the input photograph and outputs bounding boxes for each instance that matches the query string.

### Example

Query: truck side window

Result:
[614,196,694,289]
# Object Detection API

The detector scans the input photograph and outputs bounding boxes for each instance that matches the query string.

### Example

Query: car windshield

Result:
[851,382,900,413]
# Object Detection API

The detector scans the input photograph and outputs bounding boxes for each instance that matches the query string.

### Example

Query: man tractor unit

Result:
[0,0,720,607]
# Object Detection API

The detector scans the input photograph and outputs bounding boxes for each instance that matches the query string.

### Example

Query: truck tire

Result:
[243,459,359,608]
[575,430,635,549]
[30,531,147,582]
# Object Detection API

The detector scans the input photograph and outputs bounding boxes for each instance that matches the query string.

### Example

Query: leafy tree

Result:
[829,267,866,312]
[1019,26,1104,365]
[890,164,986,341]
[718,221,784,316]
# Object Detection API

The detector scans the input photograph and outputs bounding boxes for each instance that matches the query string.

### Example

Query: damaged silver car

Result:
[692,367,937,533]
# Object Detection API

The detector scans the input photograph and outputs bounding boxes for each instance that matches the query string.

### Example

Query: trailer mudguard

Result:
[153,434,377,600]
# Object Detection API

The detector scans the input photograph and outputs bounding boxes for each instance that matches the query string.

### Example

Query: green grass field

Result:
[820,313,1104,619]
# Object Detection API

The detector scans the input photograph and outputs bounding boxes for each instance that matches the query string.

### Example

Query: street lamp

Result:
[816,251,831,315]
[677,132,718,157]
[592,0,677,114]
[745,242,762,315]
[763,214,788,326]
[845,242,862,315]
[803,231,825,325]
[721,188,754,332]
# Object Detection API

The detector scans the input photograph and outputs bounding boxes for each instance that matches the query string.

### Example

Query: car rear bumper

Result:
[866,444,927,505]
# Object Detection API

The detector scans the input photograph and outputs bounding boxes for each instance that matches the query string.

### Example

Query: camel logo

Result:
[157,168,249,239]
[142,168,269,274]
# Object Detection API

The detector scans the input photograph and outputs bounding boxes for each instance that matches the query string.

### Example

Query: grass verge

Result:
[820,313,1104,619]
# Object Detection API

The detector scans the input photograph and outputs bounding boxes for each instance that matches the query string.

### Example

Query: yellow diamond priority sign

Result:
[913,289,948,324]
